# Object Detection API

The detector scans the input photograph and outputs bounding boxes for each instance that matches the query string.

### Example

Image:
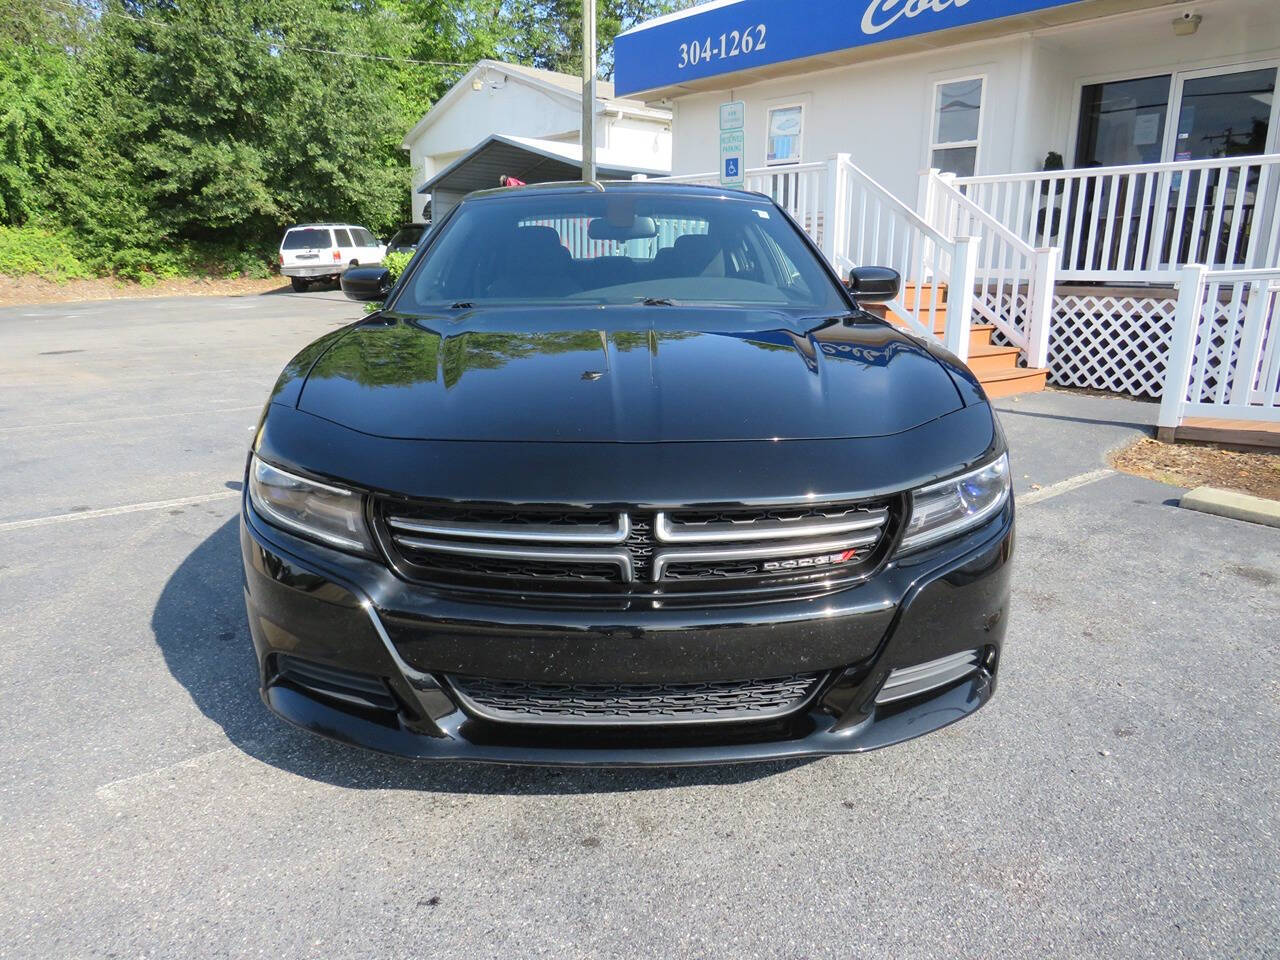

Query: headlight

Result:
[898,453,1010,553]
[247,455,373,554]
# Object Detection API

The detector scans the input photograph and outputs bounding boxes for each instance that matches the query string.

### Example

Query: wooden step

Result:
[860,306,1042,393]
[871,305,997,353]
[886,304,949,328]
[974,366,1049,398]
[901,283,947,309]
[965,343,1023,376]
[924,323,997,353]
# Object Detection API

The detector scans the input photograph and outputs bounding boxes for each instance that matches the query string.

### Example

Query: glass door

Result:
[1168,66,1277,162]
[1165,64,1278,265]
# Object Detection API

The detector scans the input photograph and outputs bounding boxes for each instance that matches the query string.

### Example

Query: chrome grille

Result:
[447,673,823,725]
[375,498,894,600]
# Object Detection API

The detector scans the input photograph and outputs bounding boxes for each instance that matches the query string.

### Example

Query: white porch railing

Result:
[952,154,1280,283]
[655,156,980,360]
[1158,266,1280,431]
[659,160,831,247]
[920,169,1056,368]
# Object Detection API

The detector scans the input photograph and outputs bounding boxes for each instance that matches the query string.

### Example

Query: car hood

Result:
[293,306,965,442]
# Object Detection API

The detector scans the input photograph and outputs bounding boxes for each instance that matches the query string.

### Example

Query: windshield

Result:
[282,228,332,250]
[392,192,848,313]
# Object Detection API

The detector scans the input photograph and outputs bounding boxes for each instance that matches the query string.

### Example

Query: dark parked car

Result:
[242,182,1012,765]
[385,222,431,255]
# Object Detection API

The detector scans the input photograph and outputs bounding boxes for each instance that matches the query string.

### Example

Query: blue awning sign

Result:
[614,0,1085,96]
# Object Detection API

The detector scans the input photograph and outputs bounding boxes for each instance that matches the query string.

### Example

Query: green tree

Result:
[0,0,692,279]
[498,0,695,79]
[0,0,83,224]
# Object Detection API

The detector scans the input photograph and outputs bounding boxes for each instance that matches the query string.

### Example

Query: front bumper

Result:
[241,499,1012,766]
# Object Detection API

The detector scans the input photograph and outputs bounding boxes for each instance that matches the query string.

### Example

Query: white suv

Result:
[279,224,386,291]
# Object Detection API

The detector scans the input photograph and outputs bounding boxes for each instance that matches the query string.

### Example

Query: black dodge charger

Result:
[241,182,1012,765]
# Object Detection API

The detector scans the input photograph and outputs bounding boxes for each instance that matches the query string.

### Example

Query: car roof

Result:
[284,223,370,230]
[462,180,769,204]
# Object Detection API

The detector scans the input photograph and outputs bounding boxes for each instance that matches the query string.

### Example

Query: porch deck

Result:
[1159,418,1280,449]
[655,153,1279,428]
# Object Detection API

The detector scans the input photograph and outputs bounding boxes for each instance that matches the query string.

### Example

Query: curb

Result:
[1179,486,1280,529]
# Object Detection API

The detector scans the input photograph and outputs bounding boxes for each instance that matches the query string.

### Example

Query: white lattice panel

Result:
[1044,294,1179,399]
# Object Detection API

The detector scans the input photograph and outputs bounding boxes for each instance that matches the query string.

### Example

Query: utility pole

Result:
[581,0,597,181]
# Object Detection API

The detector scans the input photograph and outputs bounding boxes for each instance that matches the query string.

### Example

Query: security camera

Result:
[1172,11,1201,34]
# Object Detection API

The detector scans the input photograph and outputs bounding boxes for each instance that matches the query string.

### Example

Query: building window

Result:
[930,77,984,177]
[1075,66,1277,167]
[1076,75,1171,167]
[766,104,804,165]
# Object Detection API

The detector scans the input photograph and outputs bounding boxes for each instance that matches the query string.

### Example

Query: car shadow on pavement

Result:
[993,405,1153,433]
[152,517,811,795]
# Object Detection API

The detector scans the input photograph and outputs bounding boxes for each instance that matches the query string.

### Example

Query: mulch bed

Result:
[1110,437,1280,501]
[0,273,290,307]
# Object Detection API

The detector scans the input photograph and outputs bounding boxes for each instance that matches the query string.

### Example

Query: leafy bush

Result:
[362,250,415,312]
[383,250,413,283]
[0,225,93,280]
[0,225,278,284]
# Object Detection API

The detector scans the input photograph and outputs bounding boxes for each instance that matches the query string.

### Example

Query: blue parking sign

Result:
[719,128,744,187]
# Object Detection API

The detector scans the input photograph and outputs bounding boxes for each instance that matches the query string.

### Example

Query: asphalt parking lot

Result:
[1,291,1277,958]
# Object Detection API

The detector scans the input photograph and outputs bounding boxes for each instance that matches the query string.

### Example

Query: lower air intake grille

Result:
[875,650,981,704]
[276,654,398,712]
[447,673,823,725]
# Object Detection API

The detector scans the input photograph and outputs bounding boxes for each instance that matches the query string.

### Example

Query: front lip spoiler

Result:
[263,596,997,766]
[262,669,995,767]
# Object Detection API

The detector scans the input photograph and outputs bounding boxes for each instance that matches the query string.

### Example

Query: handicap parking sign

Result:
[719,129,744,187]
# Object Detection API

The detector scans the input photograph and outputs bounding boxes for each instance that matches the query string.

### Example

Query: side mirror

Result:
[341,266,391,302]
[844,266,901,303]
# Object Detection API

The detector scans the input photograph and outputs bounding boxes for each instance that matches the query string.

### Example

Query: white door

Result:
[353,227,383,264]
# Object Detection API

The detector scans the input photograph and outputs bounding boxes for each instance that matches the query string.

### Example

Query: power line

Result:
[42,0,474,69]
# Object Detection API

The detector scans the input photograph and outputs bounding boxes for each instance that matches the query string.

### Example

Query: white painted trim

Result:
[1018,469,1115,505]
[0,491,240,532]
[618,0,744,36]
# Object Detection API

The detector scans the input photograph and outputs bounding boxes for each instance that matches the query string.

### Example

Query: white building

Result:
[612,0,1280,438]
[616,0,1278,209]
[402,60,674,220]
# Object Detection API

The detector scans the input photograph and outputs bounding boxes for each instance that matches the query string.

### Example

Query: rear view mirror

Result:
[588,216,658,242]
[341,266,392,301]
[844,266,901,303]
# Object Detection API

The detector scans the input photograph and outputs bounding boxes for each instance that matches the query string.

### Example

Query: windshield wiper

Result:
[639,297,677,306]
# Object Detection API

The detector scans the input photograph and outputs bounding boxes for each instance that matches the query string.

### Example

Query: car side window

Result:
[357,228,377,246]
[334,229,353,247]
